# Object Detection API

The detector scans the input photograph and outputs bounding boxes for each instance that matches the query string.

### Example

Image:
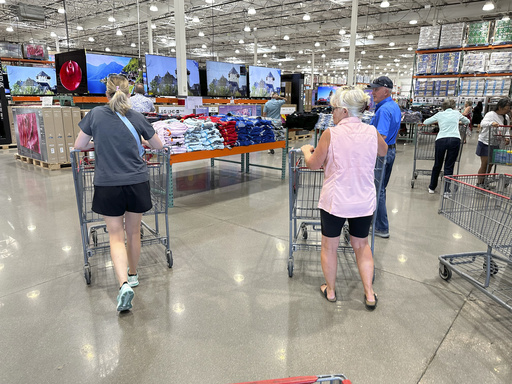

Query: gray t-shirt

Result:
[263,99,285,120]
[79,105,156,186]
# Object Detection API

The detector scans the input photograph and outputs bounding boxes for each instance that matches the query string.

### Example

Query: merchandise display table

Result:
[168,140,288,206]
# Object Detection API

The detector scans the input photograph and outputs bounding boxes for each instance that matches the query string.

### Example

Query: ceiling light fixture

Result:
[380,1,390,8]
[244,25,251,32]
[283,35,290,40]
[368,34,374,40]
[482,1,495,11]
[321,53,326,58]
[235,49,240,53]
[151,23,156,29]
[248,7,256,15]
[198,31,205,37]
[339,29,346,35]
[171,48,176,52]
[131,43,136,47]
[150,4,158,12]
[77,26,83,31]
[108,16,115,22]
[50,31,57,37]
[361,50,366,54]
[271,45,276,49]
[408,47,413,50]
[89,37,95,42]
[239,39,244,44]
[409,19,418,25]
[116,29,123,36]
[202,44,207,48]
[379,54,383,58]
[340,48,345,52]
[6,26,13,32]
[502,15,510,21]
[299,50,304,54]
[192,16,200,22]
[58,8,65,14]
[206,0,215,3]
[263,53,267,57]
[389,42,395,46]
[278,63,282,66]
[303,14,311,21]
[105,47,111,52]
[314,42,320,47]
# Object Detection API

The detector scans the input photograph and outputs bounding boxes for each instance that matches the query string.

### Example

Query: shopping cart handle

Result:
[231,376,325,384]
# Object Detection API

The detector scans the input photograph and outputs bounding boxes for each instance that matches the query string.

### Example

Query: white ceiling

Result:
[0,0,511,79]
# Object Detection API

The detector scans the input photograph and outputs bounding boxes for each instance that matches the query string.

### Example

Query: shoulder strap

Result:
[115,112,144,157]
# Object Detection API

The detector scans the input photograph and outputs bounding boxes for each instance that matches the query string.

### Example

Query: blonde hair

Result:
[330,86,369,118]
[464,100,473,107]
[106,75,131,116]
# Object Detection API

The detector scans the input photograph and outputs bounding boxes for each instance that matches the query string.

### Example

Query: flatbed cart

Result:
[410,123,467,188]
[71,147,172,285]
[438,173,512,312]
[232,373,351,384]
[288,149,386,277]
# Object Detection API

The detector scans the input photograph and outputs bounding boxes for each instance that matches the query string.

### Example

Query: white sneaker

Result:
[127,268,139,287]
[428,188,435,194]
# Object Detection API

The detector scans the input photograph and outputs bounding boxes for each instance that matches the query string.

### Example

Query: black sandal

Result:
[320,284,337,302]
[364,293,378,311]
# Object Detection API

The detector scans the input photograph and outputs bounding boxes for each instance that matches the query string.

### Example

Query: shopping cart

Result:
[410,123,467,188]
[71,148,173,285]
[232,373,351,384]
[487,125,512,174]
[438,173,512,312]
[288,148,386,277]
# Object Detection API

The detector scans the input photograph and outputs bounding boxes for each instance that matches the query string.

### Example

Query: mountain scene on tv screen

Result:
[86,55,140,94]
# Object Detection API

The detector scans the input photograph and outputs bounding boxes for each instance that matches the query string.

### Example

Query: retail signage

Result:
[158,106,193,115]
[281,107,296,114]
[208,106,219,113]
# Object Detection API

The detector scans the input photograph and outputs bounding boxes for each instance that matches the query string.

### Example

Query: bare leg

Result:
[351,235,375,302]
[320,235,340,301]
[477,155,488,184]
[103,215,128,288]
[124,212,143,275]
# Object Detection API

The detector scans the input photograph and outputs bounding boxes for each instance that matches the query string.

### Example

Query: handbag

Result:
[115,112,144,157]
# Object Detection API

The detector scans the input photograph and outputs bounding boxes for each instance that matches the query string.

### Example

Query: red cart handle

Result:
[231,376,351,384]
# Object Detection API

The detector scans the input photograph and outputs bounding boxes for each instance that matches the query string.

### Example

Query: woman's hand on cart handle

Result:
[301,144,314,154]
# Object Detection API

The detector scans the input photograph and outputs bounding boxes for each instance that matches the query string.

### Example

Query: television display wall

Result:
[86,53,141,94]
[206,61,247,97]
[145,54,200,96]
[55,49,88,94]
[5,65,56,95]
[248,66,281,97]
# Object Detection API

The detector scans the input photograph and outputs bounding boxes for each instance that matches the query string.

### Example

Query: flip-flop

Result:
[364,293,378,311]
[320,284,336,302]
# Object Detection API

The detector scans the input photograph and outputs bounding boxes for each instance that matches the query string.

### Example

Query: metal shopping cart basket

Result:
[438,173,512,312]
[231,373,351,384]
[287,149,386,277]
[410,124,467,188]
[71,148,173,285]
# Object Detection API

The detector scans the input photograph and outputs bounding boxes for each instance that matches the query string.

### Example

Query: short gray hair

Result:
[442,99,456,110]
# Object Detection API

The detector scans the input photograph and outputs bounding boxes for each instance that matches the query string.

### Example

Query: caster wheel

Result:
[483,259,498,275]
[439,264,452,281]
[269,149,275,154]
[91,229,98,247]
[288,260,294,277]
[411,180,415,188]
[166,250,173,268]
[414,172,418,180]
[140,227,144,239]
[84,264,91,285]
[302,228,308,240]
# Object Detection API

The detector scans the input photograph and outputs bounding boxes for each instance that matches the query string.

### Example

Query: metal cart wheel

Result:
[414,172,418,179]
[301,223,308,239]
[91,229,98,247]
[288,260,294,277]
[439,263,452,281]
[166,250,173,268]
[269,149,275,154]
[483,259,499,275]
[411,180,415,188]
[84,264,91,285]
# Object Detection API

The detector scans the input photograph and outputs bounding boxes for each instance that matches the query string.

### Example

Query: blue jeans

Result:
[429,137,461,192]
[375,147,396,233]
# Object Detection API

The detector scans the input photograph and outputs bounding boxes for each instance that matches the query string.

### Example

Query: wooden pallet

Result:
[0,144,17,150]
[290,134,312,140]
[14,154,71,170]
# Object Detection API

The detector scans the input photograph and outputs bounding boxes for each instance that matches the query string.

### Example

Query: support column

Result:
[175,0,188,96]
[147,19,154,54]
[253,37,258,65]
[311,51,315,86]
[55,38,60,53]
[347,0,358,86]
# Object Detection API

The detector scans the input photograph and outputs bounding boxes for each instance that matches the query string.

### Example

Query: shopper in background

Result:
[423,99,469,194]
[471,101,484,132]
[301,87,387,310]
[130,83,155,113]
[368,76,401,239]
[262,92,286,120]
[462,100,473,142]
[476,98,511,183]
[74,74,163,312]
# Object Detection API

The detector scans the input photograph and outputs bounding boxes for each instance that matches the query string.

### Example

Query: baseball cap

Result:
[368,76,393,89]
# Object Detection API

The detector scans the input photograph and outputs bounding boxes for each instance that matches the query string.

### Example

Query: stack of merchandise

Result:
[434,79,458,97]
[361,111,374,125]
[466,21,491,46]
[417,26,441,50]
[461,53,488,73]
[493,19,512,45]
[485,78,512,96]
[183,118,224,152]
[416,53,438,75]
[414,79,436,97]
[437,52,461,73]
[234,119,253,146]
[439,23,466,48]
[488,51,512,72]
[263,118,286,141]
[459,78,487,96]
[207,117,238,148]
[314,113,334,131]
[252,118,276,144]
[152,119,188,154]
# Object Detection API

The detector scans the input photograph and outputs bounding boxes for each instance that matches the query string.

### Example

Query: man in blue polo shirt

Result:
[369,76,401,239]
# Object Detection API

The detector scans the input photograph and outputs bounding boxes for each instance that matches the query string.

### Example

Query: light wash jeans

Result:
[375,147,396,233]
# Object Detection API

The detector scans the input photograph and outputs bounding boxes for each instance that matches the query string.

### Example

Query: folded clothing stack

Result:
[183,118,224,152]
[251,117,276,144]
[314,113,334,132]
[235,119,254,146]
[152,119,188,154]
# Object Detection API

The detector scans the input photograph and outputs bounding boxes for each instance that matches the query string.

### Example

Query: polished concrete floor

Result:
[1,132,512,384]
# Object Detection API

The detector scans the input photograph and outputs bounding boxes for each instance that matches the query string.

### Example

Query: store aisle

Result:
[0,135,511,384]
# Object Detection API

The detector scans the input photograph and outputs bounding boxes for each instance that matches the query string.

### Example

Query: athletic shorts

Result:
[92,181,152,217]
[476,141,488,157]
[320,209,373,239]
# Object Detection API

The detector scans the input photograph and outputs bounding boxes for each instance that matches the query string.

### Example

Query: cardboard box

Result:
[61,107,75,159]
[52,108,68,163]
[41,108,58,164]
[71,107,82,141]
[7,106,16,144]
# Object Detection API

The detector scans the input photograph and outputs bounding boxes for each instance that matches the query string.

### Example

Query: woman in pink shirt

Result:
[301,87,387,310]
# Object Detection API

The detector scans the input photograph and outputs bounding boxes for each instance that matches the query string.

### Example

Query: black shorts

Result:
[92,181,152,217]
[320,209,373,239]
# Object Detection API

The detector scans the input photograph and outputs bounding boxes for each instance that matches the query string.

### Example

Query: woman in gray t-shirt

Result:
[74,74,163,312]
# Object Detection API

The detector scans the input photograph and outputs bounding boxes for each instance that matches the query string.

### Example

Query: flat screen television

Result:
[206,61,247,97]
[55,49,88,94]
[248,65,281,97]
[5,65,56,95]
[316,86,338,105]
[145,54,200,96]
[86,53,142,95]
